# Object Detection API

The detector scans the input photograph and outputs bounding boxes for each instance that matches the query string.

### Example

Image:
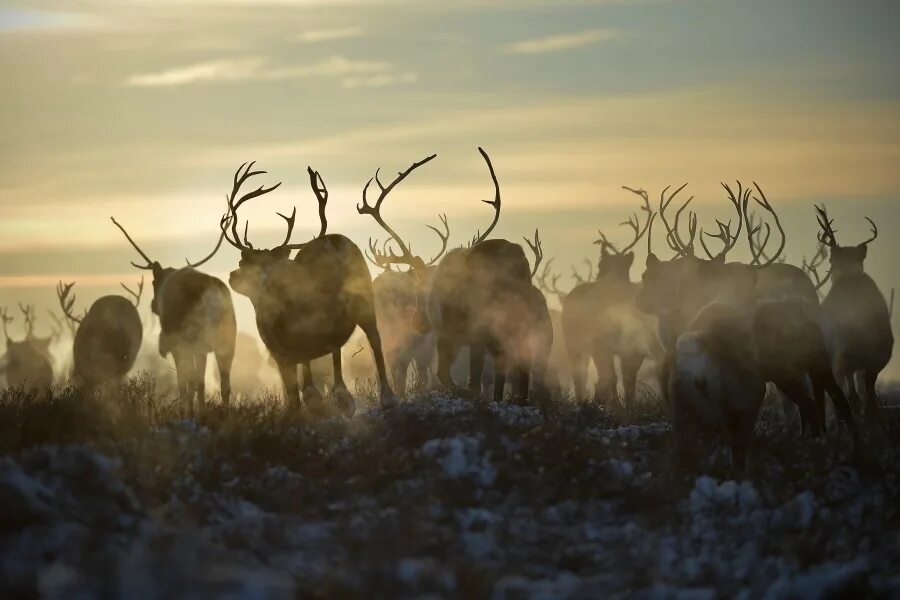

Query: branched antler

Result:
[814,204,838,248]
[801,243,831,292]
[469,147,502,246]
[0,307,12,342]
[570,259,594,286]
[523,229,543,278]
[358,154,438,270]
[656,184,695,257]
[121,276,145,307]
[425,213,450,266]
[219,161,283,251]
[57,281,84,327]
[536,259,568,300]
[18,303,35,338]
[746,182,785,266]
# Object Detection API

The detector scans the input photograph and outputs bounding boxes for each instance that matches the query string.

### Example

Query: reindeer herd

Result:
[0,148,894,468]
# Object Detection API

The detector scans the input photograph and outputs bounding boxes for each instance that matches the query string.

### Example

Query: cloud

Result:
[503,28,622,55]
[342,72,418,89]
[126,55,393,87]
[0,9,102,32]
[291,26,364,43]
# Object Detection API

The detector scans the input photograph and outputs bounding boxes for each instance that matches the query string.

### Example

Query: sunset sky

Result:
[1,0,898,370]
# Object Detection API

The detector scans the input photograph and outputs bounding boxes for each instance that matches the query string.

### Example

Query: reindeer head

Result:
[815,204,876,280]
[635,184,700,315]
[593,185,657,283]
[219,162,329,300]
[111,212,226,315]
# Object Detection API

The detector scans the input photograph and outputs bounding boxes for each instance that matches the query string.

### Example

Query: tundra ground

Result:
[0,376,898,598]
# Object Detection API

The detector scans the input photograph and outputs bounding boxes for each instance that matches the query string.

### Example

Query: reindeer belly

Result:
[258,304,356,363]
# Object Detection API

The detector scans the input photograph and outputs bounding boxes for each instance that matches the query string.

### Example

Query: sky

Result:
[0,0,898,372]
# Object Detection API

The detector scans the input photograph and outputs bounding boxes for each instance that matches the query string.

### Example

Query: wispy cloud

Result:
[291,26,364,43]
[126,55,393,87]
[342,72,417,89]
[0,9,102,32]
[503,28,622,55]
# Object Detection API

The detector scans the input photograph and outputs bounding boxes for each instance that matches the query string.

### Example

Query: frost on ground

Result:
[0,386,898,598]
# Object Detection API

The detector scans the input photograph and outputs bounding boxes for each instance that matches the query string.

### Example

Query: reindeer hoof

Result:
[303,387,327,418]
[334,387,356,417]
[380,392,398,410]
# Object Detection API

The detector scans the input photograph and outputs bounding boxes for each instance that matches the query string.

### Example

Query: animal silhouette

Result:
[111,216,236,409]
[222,161,395,415]
[57,280,143,389]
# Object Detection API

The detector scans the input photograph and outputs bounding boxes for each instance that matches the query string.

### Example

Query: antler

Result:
[110,217,158,270]
[219,161,283,251]
[617,186,656,254]
[17,303,35,338]
[524,229,543,278]
[814,204,838,248]
[425,213,450,265]
[469,147,502,246]
[57,281,84,326]
[0,307,12,342]
[656,184,695,257]
[308,166,328,239]
[699,182,747,260]
[46,310,66,340]
[121,276,144,307]
[570,259,594,286]
[802,243,831,292]
[861,217,878,246]
[357,154,438,270]
[746,182,785,266]
[536,259,567,299]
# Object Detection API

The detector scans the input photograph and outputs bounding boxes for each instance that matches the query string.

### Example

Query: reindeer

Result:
[57,280,143,389]
[111,215,236,408]
[221,161,395,415]
[422,148,551,402]
[670,300,767,470]
[0,307,54,391]
[644,183,860,454]
[815,205,893,414]
[463,231,551,402]
[561,186,660,407]
[363,212,450,394]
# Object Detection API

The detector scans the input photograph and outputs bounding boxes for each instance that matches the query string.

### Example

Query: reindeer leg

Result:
[592,346,617,407]
[469,341,486,399]
[863,370,880,414]
[571,353,589,403]
[491,348,508,404]
[300,361,326,416]
[359,318,396,408]
[195,352,208,412]
[331,350,355,417]
[776,377,820,438]
[620,353,645,409]
[392,353,411,398]
[436,334,458,389]
[215,347,233,405]
[172,347,194,416]
[276,360,301,408]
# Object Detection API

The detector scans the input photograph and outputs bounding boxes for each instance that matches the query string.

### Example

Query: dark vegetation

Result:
[0,376,898,597]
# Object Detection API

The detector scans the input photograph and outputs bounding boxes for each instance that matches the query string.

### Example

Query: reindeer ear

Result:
[712,253,726,265]
[646,253,660,268]
[856,244,868,259]
[274,247,292,260]
[624,252,635,269]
